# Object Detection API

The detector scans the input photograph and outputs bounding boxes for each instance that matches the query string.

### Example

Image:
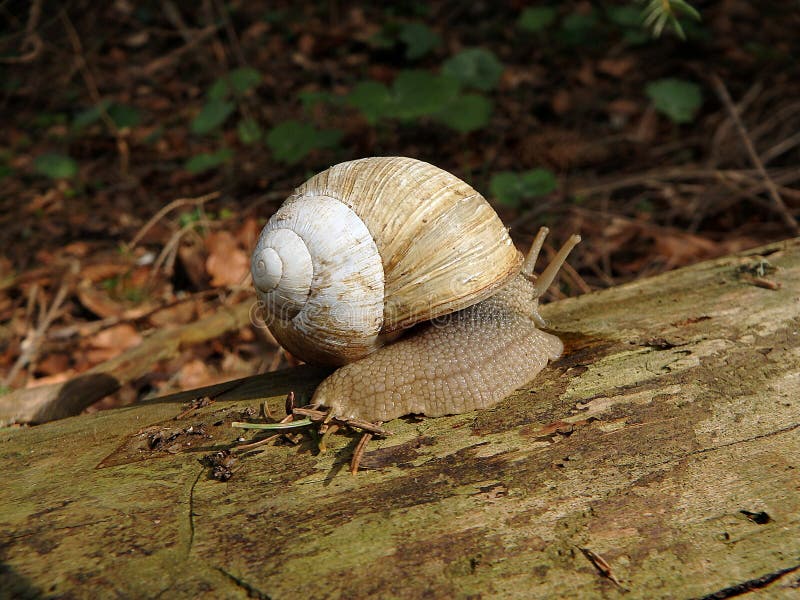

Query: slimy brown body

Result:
[311,274,563,422]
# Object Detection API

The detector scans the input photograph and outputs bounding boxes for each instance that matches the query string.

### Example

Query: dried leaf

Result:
[85,324,142,364]
[205,231,249,287]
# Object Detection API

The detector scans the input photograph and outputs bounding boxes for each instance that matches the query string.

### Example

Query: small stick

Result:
[4,263,76,386]
[318,423,340,453]
[578,547,627,591]
[350,432,373,475]
[61,12,130,176]
[292,408,393,436]
[350,419,382,476]
[128,192,219,249]
[284,391,295,415]
[231,418,312,430]
[231,414,294,452]
[709,73,799,235]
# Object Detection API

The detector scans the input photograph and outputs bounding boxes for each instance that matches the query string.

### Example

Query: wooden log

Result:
[1,238,799,599]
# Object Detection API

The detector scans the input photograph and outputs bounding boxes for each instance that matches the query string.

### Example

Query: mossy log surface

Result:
[2,239,799,599]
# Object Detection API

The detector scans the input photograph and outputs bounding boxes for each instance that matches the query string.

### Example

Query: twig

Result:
[231,414,294,452]
[161,1,194,44]
[151,219,212,279]
[4,262,77,387]
[709,80,763,167]
[577,547,627,591]
[292,407,393,436]
[128,191,220,249]
[60,12,130,177]
[761,130,800,165]
[140,25,219,76]
[0,0,42,64]
[212,0,246,66]
[709,73,799,235]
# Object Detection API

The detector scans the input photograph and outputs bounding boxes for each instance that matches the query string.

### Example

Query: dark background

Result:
[1,0,798,407]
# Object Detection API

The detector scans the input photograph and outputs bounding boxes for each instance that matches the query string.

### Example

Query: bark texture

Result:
[1,238,799,599]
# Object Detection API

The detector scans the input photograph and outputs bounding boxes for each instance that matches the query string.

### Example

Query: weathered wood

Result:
[1,238,799,599]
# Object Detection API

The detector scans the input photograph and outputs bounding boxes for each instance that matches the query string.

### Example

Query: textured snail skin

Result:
[310,274,563,422]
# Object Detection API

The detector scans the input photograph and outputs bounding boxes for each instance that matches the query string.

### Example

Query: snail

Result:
[251,156,580,429]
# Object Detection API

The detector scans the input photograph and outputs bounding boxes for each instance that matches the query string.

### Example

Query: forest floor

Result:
[1,0,798,415]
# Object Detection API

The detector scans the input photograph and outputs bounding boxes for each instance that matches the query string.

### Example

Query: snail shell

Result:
[252,157,522,366]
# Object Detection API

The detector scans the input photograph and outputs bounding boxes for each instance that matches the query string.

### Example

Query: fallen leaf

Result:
[85,324,142,364]
[236,216,260,251]
[77,280,125,318]
[205,231,249,287]
[551,89,572,115]
[178,243,209,289]
[598,57,635,78]
[178,358,214,389]
[36,353,71,376]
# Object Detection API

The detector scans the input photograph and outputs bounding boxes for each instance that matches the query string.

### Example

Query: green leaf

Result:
[391,70,460,118]
[107,104,141,129]
[347,81,393,123]
[435,94,492,133]
[184,148,233,173]
[442,48,504,91]
[266,121,319,164]
[559,11,599,45]
[645,78,702,123]
[299,90,337,110]
[191,100,235,134]
[519,168,557,196]
[517,6,557,33]
[397,22,441,60]
[208,67,263,100]
[73,100,111,129]
[34,153,78,179]
[228,67,262,94]
[606,5,642,28]
[367,31,395,49]
[490,169,557,206]
[313,128,343,149]
[237,118,263,144]
[207,79,229,101]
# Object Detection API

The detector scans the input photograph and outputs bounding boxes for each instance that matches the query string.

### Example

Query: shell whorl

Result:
[252,196,385,365]
[252,156,523,366]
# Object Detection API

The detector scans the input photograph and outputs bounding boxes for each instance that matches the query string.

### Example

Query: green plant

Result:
[236,118,263,145]
[639,0,700,39]
[184,148,234,173]
[490,169,557,207]
[34,153,78,179]
[73,100,142,130]
[191,67,263,136]
[645,78,702,124]
[441,48,504,91]
[265,120,342,165]
[397,22,441,60]
[517,6,558,33]
[191,99,236,135]
[346,48,503,133]
[207,67,263,101]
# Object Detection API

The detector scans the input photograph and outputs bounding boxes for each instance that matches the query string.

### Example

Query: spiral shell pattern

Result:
[252,157,522,365]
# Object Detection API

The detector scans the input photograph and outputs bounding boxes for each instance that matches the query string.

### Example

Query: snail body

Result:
[252,157,579,423]
[311,272,565,422]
